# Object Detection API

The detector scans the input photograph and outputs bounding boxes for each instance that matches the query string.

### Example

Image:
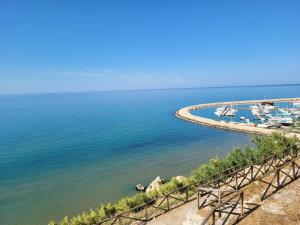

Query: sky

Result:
[0,0,300,94]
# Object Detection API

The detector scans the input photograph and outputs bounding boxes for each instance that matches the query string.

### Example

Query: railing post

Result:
[145,203,148,220]
[167,194,170,211]
[240,192,244,216]
[185,188,189,202]
[235,173,238,189]
[218,191,221,218]
[251,165,254,181]
[212,210,216,225]
[276,170,280,188]
[197,190,200,209]
[118,216,122,225]
[292,162,296,179]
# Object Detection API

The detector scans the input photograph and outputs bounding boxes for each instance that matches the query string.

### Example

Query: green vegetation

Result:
[49,133,299,225]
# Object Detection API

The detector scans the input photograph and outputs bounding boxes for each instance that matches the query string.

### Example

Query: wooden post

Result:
[118,216,122,225]
[251,165,253,181]
[167,194,170,211]
[197,190,200,209]
[235,173,238,189]
[218,191,221,218]
[212,210,216,225]
[240,192,244,216]
[276,170,280,188]
[185,188,189,202]
[292,162,296,179]
[145,203,148,220]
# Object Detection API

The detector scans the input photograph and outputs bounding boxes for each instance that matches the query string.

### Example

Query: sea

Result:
[0,85,299,225]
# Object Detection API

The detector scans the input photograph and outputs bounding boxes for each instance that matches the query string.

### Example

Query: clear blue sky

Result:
[1,0,300,94]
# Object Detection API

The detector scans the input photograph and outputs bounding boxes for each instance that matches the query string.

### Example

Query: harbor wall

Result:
[176,98,300,139]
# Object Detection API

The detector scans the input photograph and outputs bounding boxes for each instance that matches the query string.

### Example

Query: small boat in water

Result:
[278,108,292,116]
[224,108,238,116]
[269,116,293,126]
[214,104,237,117]
[293,101,300,107]
[214,106,227,116]
[250,102,276,116]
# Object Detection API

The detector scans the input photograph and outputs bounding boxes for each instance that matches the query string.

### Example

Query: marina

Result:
[176,98,300,139]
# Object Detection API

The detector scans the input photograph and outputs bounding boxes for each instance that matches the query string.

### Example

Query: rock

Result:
[136,184,145,192]
[146,176,164,194]
[175,176,186,182]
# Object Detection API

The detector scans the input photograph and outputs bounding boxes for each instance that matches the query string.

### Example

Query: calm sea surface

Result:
[1,85,299,225]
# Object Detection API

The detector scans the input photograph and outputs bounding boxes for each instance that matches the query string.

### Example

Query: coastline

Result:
[176,97,300,139]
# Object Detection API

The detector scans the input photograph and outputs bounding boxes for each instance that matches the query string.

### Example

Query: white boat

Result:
[257,123,269,128]
[293,101,300,107]
[259,117,266,122]
[251,108,265,117]
[269,116,293,126]
[224,108,237,116]
[279,117,293,126]
[261,102,276,111]
[250,103,275,116]
[214,106,227,116]
[278,108,291,116]
[240,116,246,120]
[215,104,237,117]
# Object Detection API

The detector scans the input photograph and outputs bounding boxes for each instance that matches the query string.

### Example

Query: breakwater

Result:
[176,98,300,139]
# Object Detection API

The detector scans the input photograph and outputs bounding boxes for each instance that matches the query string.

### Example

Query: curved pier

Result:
[176,98,300,139]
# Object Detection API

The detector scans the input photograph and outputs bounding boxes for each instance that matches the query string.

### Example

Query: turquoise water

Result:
[1,85,299,225]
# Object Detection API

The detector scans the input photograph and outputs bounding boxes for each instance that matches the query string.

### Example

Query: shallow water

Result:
[0,85,299,225]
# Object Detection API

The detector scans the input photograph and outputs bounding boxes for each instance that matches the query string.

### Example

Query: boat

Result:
[261,101,276,111]
[214,106,227,116]
[278,108,292,116]
[269,116,293,126]
[224,108,238,116]
[293,101,300,107]
[279,117,294,126]
[240,116,246,120]
[259,117,266,122]
[214,104,237,117]
[257,123,269,128]
[250,103,275,116]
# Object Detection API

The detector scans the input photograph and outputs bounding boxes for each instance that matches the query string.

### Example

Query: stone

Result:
[146,176,163,194]
[175,176,186,182]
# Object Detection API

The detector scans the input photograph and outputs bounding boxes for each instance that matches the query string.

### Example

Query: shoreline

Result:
[176,97,300,139]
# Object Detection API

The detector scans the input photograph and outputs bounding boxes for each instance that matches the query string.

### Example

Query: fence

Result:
[97,150,300,225]
[199,190,244,225]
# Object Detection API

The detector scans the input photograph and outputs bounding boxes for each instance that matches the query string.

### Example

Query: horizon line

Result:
[1,82,300,97]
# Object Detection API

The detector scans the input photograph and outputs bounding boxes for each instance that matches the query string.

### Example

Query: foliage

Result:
[49,133,299,225]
